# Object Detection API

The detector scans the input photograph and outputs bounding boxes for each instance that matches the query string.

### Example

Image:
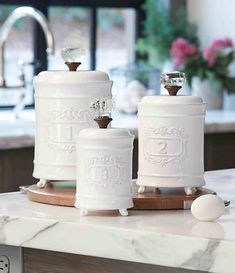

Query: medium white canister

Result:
[33,70,112,187]
[75,116,134,216]
[137,72,206,195]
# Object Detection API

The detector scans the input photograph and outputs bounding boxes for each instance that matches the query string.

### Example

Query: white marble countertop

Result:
[0,169,235,272]
[1,109,235,149]
[0,110,35,149]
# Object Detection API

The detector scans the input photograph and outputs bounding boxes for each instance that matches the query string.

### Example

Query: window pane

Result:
[0,5,34,107]
[49,7,90,70]
[97,8,136,73]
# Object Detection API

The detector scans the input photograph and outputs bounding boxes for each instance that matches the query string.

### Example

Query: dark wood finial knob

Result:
[94,116,112,129]
[65,62,81,71]
[161,71,186,96]
[164,85,182,96]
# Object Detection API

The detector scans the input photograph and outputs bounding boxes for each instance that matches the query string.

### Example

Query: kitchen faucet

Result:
[0,6,54,88]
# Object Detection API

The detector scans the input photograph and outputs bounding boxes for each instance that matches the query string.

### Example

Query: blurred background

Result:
[1,0,235,192]
[1,0,235,109]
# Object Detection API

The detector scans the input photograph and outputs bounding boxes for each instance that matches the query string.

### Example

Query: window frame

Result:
[0,0,145,108]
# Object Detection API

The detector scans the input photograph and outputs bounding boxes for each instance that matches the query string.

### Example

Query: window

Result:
[0,0,145,108]
[96,8,136,71]
[48,6,91,70]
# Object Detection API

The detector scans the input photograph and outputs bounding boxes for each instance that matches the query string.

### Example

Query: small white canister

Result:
[137,72,206,195]
[33,70,112,187]
[75,116,134,216]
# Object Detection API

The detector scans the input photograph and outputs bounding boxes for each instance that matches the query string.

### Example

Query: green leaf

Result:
[136,0,198,65]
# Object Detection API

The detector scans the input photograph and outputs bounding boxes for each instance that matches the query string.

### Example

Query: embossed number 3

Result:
[158,141,167,154]
[101,168,108,180]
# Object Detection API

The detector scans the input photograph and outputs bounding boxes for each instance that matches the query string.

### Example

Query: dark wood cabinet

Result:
[0,147,37,193]
[23,248,200,273]
[204,132,235,171]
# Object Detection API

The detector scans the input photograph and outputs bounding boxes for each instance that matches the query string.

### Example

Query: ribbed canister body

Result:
[33,71,112,181]
[137,96,206,188]
[75,128,134,210]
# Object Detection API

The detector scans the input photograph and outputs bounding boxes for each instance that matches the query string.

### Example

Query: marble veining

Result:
[19,221,59,246]
[0,216,19,244]
[181,239,220,271]
[0,170,235,272]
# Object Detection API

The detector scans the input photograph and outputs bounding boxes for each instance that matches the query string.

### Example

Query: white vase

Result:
[223,91,235,110]
[191,77,223,110]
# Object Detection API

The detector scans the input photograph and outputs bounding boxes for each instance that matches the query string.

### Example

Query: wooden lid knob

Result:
[161,71,186,96]
[94,116,112,129]
[164,85,182,96]
[65,62,81,71]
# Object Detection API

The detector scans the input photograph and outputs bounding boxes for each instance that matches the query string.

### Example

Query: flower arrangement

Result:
[136,0,197,66]
[170,37,235,93]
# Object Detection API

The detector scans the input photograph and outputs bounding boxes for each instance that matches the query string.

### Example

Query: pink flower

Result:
[224,38,233,47]
[203,38,234,66]
[170,38,197,67]
[212,38,233,52]
[203,47,216,66]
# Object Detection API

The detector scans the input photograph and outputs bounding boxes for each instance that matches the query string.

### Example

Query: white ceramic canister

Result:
[75,117,134,216]
[33,71,112,187]
[137,95,206,195]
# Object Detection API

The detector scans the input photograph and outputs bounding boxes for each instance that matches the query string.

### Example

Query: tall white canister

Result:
[33,63,112,187]
[137,72,206,195]
[75,114,134,216]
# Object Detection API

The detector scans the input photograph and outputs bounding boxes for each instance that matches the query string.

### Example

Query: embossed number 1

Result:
[66,125,73,140]
[158,141,167,154]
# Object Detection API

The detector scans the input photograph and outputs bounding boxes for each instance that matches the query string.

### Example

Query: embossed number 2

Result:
[158,141,167,154]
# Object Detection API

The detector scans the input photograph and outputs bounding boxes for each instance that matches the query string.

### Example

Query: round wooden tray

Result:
[27,183,215,210]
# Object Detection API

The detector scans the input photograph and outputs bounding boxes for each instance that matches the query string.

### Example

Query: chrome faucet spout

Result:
[0,6,54,87]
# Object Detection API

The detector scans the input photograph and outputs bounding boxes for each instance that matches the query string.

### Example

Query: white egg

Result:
[191,194,225,221]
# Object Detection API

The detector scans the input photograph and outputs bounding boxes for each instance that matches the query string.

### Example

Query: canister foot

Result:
[138,186,145,194]
[184,187,196,195]
[119,209,128,216]
[37,179,48,188]
[80,209,88,216]
[155,187,161,194]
